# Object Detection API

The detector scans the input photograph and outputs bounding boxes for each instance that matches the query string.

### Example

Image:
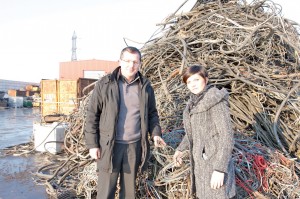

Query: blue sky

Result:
[0,0,299,83]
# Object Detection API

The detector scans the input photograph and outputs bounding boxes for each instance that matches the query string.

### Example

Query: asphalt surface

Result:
[0,108,48,199]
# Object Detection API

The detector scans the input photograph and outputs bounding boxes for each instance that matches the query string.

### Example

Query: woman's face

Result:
[186,73,208,94]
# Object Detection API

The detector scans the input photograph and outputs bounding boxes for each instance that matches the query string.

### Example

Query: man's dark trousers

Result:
[97,140,142,199]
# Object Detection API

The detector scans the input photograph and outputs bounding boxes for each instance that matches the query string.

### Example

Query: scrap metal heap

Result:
[140,0,300,157]
[5,0,300,198]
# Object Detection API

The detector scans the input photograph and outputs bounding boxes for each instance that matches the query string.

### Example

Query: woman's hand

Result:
[210,170,224,189]
[173,150,183,167]
[153,136,166,147]
[89,148,101,159]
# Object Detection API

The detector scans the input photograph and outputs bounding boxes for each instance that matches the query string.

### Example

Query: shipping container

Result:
[8,89,27,97]
[77,78,97,99]
[25,85,40,91]
[8,96,23,107]
[58,80,77,115]
[41,78,98,117]
[41,80,58,116]
[0,100,7,108]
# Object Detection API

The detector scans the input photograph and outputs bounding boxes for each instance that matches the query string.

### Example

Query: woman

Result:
[173,65,236,199]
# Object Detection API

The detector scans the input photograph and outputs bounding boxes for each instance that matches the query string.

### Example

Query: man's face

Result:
[119,51,141,81]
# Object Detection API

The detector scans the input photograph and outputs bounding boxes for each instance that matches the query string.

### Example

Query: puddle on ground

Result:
[0,108,48,199]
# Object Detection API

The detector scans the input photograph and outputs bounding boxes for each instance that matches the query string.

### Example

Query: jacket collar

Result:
[189,87,228,114]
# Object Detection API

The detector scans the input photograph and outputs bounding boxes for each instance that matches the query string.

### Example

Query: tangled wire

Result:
[140,0,300,158]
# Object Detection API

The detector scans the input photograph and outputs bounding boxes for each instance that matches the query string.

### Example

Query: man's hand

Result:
[173,150,183,167]
[89,148,101,159]
[210,170,225,189]
[153,136,166,147]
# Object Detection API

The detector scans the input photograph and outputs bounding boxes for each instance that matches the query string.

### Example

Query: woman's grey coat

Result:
[177,87,236,199]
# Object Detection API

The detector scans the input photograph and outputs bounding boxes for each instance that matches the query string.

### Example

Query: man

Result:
[85,46,166,199]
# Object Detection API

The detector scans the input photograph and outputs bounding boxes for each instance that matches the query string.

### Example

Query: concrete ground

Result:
[0,108,48,199]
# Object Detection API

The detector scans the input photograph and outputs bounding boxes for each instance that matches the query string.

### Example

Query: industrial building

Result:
[59,31,119,80]
[59,59,119,80]
[0,79,39,92]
